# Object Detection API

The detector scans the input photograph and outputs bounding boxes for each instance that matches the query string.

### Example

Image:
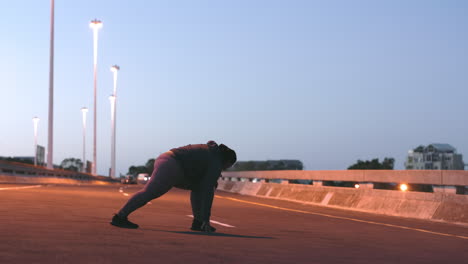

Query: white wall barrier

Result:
[218,170,468,225]
[0,160,117,185]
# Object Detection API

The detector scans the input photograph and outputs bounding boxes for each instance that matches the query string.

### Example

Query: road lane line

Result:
[209,219,236,228]
[0,185,42,191]
[215,195,468,240]
[187,215,235,228]
[123,193,129,196]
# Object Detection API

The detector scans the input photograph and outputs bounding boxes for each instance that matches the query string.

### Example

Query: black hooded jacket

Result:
[170,140,222,189]
[170,141,222,221]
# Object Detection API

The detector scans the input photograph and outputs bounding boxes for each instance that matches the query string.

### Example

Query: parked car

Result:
[137,173,150,184]
[121,175,137,184]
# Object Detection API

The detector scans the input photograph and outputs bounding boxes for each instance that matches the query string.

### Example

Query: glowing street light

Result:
[400,183,408,192]
[90,19,103,66]
[32,117,40,166]
[109,65,120,179]
[90,19,102,175]
[81,107,88,173]
[111,65,120,95]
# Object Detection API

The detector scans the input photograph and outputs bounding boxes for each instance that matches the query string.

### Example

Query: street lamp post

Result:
[33,117,40,166]
[110,65,120,179]
[47,0,54,169]
[90,19,102,175]
[109,95,116,178]
[81,107,88,173]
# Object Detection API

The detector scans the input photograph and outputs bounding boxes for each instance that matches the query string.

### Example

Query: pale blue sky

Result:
[1,0,467,175]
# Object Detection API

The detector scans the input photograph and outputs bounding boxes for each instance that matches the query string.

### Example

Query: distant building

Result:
[36,145,45,166]
[229,160,303,171]
[405,143,464,170]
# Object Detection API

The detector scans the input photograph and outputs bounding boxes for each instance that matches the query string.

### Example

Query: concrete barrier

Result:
[0,160,118,185]
[217,180,468,225]
[0,174,117,186]
[222,169,468,186]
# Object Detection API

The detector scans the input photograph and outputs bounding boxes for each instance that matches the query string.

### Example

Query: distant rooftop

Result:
[413,143,457,153]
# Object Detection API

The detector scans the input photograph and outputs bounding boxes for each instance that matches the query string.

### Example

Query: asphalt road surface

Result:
[0,183,467,263]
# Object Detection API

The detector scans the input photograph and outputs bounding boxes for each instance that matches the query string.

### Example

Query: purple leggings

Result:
[117,152,206,220]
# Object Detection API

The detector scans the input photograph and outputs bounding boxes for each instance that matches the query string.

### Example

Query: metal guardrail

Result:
[223,170,468,186]
[0,160,114,182]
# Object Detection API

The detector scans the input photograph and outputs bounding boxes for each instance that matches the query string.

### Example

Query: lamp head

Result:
[90,19,103,30]
[111,65,120,73]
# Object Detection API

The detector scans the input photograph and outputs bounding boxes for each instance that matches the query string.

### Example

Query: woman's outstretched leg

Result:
[111,152,184,228]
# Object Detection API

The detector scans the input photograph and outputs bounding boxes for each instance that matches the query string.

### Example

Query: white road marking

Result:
[123,193,129,196]
[0,185,42,191]
[209,219,236,228]
[187,215,235,228]
[215,195,468,240]
[119,190,123,193]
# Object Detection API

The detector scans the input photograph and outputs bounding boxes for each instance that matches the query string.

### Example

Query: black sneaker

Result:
[110,214,139,229]
[190,219,216,232]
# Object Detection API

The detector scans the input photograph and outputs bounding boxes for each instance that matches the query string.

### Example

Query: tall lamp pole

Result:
[47,0,54,169]
[109,95,116,178]
[33,117,40,166]
[110,65,120,179]
[90,19,102,175]
[81,107,88,173]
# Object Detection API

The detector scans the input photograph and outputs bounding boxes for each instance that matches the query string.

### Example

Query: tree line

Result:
[2,156,396,172]
[347,158,395,170]
[228,160,304,171]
